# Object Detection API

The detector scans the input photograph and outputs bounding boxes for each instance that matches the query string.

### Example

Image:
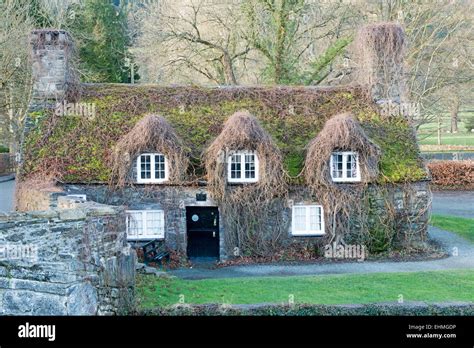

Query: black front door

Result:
[186,207,219,259]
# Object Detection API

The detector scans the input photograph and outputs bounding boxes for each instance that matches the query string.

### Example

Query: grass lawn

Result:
[418,116,474,146]
[418,133,474,146]
[430,214,474,242]
[137,270,474,309]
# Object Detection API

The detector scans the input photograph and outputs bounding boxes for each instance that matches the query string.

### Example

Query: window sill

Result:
[127,236,165,241]
[331,179,361,183]
[227,181,259,185]
[291,233,326,237]
[136,181,169,184]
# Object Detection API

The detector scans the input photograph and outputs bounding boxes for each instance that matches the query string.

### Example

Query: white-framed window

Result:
[291,205,325,236]
[126,210,165,240]
[227,151,259,183]
[330,151,360,182]
[136,153,168,183]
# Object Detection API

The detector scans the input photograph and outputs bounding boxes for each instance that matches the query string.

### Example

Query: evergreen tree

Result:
[69,0,138,83]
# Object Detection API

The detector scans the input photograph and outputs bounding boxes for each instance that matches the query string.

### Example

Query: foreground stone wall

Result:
[14,183,64,212]
[0,197,136,315]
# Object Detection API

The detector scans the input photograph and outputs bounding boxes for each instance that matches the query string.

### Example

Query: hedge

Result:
[427,160,474,190]
[137,302,474,316]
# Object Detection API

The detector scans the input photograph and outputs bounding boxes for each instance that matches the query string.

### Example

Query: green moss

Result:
[22,85,427,183]
[363,117,426,182]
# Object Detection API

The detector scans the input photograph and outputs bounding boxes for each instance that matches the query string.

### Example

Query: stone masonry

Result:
[0,197,136,315]
[59,181,431,259]
[29,29,76,102]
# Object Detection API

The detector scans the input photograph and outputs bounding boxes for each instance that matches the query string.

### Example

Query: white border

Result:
[125,210,165,240]
[136,153,169,184]
[330,151,361,182]
[227,151,259,183]
[291,204,325,236]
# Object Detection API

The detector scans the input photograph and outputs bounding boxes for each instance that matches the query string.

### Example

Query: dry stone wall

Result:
[0,197,136,315]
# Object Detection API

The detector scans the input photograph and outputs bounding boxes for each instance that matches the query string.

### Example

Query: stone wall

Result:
[0,197,136,315]
[61,181,431,258]
[14,182,64,212]
[63,185,227,259]
[29,29,76,102]
[0,154,15,175]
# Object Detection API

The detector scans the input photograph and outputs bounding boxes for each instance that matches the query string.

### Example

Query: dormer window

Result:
[137,153,168,183]
[330,151,360,182]
[227,151,259,183]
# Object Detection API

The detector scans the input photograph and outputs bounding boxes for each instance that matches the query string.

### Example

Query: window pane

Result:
[145,211,164,237]
[294,206,307,231]
[350,154,358,178]
[245,154,255,179]
[155,154,166,179]
[140,155,151,179]
[230,154,241,179]
[309,206,321,231]
[127,212,143,237]
[346,153,353,178]
[331,154,343,178]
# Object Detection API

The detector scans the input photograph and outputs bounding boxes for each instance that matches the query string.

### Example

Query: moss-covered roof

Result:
[22,84,427,184]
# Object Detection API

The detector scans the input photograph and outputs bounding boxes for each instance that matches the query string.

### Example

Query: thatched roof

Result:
[354,22,406,101]
[304,112,381,187]
[111,113,188,186]
[20,85,427,184]
[204,110,286,197]
[355,22,406,61]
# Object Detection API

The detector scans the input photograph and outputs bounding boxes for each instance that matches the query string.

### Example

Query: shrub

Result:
[464,116,474,132]
[428,160,474,189]
[137,303,474,316]
[0,145,9,153]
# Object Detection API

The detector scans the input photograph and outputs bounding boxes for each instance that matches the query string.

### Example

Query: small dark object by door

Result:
[196,192,207,201]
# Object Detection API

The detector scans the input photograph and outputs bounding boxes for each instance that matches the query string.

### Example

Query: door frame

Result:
[185,206,220,260]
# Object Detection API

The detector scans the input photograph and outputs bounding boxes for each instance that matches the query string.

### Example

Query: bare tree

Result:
[0,1,33,153]
[351,0,474,129]
[133,1,251,85]
[0,0,79,152]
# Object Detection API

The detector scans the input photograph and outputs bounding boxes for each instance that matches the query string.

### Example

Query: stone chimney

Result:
[29,29,78,106]
[19,29,79,167]
[354,23,407,104]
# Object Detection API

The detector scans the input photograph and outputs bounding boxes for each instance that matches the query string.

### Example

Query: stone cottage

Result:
[16,24,431,262]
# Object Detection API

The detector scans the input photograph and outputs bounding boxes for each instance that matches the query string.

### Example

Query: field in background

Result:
[418,113,474,147]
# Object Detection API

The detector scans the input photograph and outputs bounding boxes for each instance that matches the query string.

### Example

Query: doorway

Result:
[186,206,220,260]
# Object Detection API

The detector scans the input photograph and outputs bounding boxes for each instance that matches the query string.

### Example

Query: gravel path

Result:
[170,226,474,280]
[169,191,474,280]
[0,177,15,213]
[432,190,474,218]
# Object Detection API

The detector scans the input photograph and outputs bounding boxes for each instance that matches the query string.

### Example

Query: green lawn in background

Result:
[418,133,474,146]
[430,214,474,242]
[137,270,474,308]
[418,116,474,146]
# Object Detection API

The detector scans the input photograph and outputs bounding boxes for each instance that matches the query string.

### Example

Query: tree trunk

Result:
[437,115,442,145]
[450,98,460,133]
[221,53,237,85]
